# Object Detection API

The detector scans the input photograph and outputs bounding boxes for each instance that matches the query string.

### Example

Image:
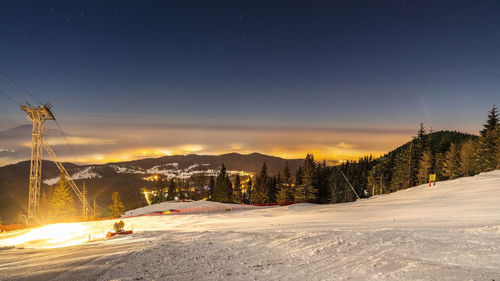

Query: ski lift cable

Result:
[43,136,95,216]
[53,118,80,163]
[0,69,80,163]
[339,170,361,200]
[0,70,43,105]
[0,89,21,106]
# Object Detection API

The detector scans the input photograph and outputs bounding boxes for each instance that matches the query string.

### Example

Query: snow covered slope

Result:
[43,166,101,185]
[42,162,250,184]
[1,170,500,280]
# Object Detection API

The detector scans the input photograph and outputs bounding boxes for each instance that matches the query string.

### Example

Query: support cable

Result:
[339,170,361,200]
[0,89,21,106]
[0,70,42,105]
[53,118,80,163]
[0,69,80,162]
[43,137,95,217]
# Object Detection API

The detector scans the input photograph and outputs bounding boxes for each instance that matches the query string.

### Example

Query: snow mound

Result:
[123,200,253,217]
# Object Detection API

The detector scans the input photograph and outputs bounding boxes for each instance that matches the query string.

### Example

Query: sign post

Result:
[429,174,436,187]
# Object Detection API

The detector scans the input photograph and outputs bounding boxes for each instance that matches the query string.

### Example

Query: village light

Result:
[142,189,152,205]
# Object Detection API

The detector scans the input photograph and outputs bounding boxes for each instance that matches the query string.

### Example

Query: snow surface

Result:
[2,170,500,280]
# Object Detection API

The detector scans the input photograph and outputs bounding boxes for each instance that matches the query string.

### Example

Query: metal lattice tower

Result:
[21,103,95,225]
[20,103,55,224]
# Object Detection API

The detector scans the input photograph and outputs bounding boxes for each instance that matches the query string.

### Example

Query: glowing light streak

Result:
[0,223,90,249]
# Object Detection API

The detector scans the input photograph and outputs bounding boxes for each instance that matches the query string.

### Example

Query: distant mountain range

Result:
[0,152,304,224]
[0,124,34,139]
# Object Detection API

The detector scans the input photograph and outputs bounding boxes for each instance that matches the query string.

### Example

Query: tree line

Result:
[368,106,499,195]
[205,106,500,205]
[32,173,126,223]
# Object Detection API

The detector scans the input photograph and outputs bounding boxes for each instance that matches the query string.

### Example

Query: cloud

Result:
[0,120,412,166]
[334,142,353,149]
[22,136,116,147]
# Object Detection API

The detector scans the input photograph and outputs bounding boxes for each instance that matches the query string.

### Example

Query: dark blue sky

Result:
[0,1,499,164]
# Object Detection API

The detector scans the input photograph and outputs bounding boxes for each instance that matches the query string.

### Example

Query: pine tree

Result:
[442,143,461,179]
[417,151,432,185]
[49,173,76,220]
[294,154,318,203]
[167,179,176,201]
[208,176,215,200]
[283,161,291,185]
[233,174,243,203]
[109,191,126,217]
[224,173,233,203]
[251,162,269,204]
[295,166,303,186]
[417,122,427,145]
[389,147,411,192]
[411,122,427,186]
[434,152,446,180]
[459,139,477,176]
[276,182,294,204]
[214,164,233,202]
[277,162,294,203]
[213,166,223,202]
[478,106,499,171]
[316,160,332,203]
[246,177,253,203]
[266,173,278,203]
[367,157,391,196]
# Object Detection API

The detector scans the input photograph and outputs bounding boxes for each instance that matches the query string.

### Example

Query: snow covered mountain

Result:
[0,153,303,224]
[35,152,301,184]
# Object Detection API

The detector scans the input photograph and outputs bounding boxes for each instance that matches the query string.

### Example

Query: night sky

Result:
[0,0,499,165]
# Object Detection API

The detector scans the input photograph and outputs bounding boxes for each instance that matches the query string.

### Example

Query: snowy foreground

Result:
[1,171,500,280]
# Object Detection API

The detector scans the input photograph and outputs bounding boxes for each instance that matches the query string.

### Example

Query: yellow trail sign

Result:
[429,174,436,181]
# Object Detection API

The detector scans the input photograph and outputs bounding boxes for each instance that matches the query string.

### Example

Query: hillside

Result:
[1,170,499,280]
[317,130,478,206]
[365,130,478,195]
[0,152,303,224]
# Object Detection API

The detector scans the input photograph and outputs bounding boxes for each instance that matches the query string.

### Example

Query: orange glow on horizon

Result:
[57,147,387,165]
[43,128,409,165]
